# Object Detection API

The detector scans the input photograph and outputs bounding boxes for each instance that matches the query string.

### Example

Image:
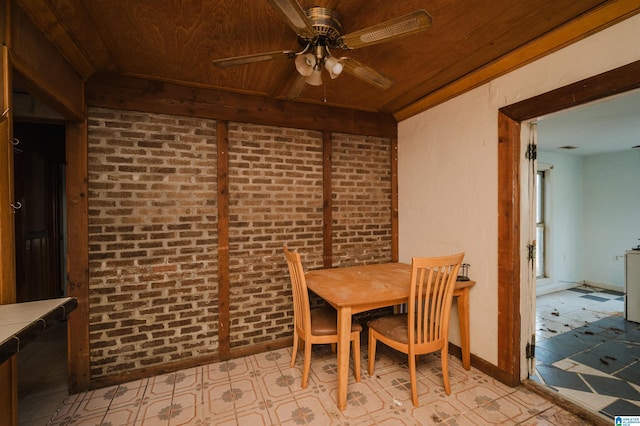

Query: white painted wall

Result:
[583,150,640,289]
[536,151,585,295]
[397,14,640,367]
[536,149,640,295]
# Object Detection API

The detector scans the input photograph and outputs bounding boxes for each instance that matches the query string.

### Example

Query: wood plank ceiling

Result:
[15,0,638,120]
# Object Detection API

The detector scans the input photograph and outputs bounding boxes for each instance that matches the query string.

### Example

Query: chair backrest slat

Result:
[284,247,312,336]
[407,253,464,346]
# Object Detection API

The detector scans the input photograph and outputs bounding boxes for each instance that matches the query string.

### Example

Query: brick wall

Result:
[86,108,392,379]
[332,133,392,266]
[227,123,324,349]
[87,108,218,378]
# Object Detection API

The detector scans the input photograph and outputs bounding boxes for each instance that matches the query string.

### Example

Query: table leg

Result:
[456,289,471,370]
[336,306,352,411]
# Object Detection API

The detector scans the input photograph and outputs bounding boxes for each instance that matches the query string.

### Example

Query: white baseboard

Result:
[536,280,577,296]
[535,279,624,296]
[584,280,624,293]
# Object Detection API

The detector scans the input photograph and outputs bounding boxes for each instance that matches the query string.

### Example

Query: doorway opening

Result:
[498,59,640,421]
[13,120,70,422]
[529,92,640,417]
[13,121,66,302]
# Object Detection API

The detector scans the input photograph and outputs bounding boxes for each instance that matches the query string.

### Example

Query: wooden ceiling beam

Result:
[16,0,96,80]
[394,0,640,121]
[86,73,398,139]
[11,5,84,121]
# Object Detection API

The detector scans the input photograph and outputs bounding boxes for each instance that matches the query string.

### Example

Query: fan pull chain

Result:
[323,84,327,103]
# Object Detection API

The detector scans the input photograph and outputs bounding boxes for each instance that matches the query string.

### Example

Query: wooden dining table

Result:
[305,262,475,411]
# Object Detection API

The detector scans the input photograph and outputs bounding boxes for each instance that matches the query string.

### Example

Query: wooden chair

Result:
[367,253,464,406]
[283,246,362,388]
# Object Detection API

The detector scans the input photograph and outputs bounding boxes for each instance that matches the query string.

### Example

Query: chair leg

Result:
[409,353,419,407]
[441,347,451,395]
[367,330,377,376]
[330,343,336,353]
[352,333,361,382]
[290,330,299,368]
[301,340,312,388]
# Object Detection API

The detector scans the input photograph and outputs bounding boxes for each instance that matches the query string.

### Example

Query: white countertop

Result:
[0,297,75,347]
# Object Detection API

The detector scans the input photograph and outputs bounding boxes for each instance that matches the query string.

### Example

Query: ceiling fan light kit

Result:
[295,53,315,76]
[212,0,432,98]
[307,69,323,86]
[324,56,343,79]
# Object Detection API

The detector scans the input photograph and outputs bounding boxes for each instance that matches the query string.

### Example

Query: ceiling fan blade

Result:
[338,9,432,50]
[267,0,317,39]
[287,74,308,99]
[213,50,296,68]
[340,57,394,90]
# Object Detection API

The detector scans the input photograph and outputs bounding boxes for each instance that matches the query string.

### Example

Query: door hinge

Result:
[526,335,536,359]
[525,143,537,161]
[527,243,536,261]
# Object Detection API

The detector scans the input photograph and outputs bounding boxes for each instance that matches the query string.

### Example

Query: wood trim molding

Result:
[395,0,640,121]
[497,111,521,386]
[14,0,99,80]
[89,336,290,390]
[501,59,640,121]
[0,40,18,426]
[0,46,15,305]
[66,119,90,392]
[10,5,84,121]
[217,121,231,360]
[86,73,397,139]
[390,137,399,262]
[322,131,333,268]
[496,59,640,387]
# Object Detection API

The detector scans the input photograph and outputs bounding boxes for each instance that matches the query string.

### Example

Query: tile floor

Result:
[23,287,640,426]
[533,285,640,419]
[21,341,584,426]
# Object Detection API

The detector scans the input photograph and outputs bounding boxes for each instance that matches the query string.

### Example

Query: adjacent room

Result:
[531,90,640,417]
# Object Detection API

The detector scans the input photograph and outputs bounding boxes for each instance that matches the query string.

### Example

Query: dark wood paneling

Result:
[85,73,397,139]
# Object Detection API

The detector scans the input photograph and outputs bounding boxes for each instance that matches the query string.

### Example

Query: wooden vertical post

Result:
[0,3,18,417]
[66,119,90,392]
[322,131,332,268]
[390,137,399,262]
[497,111,521,386]
[217,120,230,359]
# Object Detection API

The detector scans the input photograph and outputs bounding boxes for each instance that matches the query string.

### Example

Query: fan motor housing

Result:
[298,7,343,47]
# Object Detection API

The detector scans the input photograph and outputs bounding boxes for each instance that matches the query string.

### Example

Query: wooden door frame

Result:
[496,59,640,386]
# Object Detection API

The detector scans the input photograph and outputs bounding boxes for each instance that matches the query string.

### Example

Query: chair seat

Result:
[284,246,362,388]
[311,307,363,336]
[369,314,409,343]
[368,253,465,406]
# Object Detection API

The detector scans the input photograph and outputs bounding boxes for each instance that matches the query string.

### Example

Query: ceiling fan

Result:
[213,0,432,99]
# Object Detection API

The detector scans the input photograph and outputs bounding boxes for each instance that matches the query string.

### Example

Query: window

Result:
[535,170,546,278]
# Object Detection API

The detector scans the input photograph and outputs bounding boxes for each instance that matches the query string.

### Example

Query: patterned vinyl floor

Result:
[17,293,621,425]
